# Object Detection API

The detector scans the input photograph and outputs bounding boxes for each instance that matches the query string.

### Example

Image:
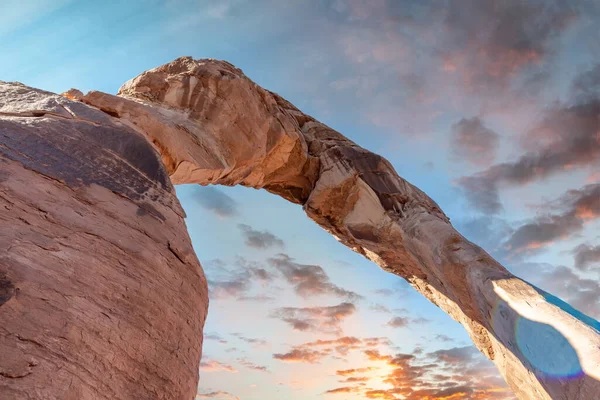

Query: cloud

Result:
[196,391,240,400]
[231,333,268,347]
[300,336,363,356]
[437,0,576,93]
[236,358,270,373]
[386,316,410,328]
[209,277,249,299]
[502,184,600,255]
[325,386,362,394]
[324,342,514,399]
[205,257,275,300]
[236,294,276,302]
[428,345,479,365]
[571,63,600,103]
[274,336,392,365]
[369,303,392,313]
[199,360,238,373]
[434,334,455,343]
[238,224,284,249]
[460,95,600,213]
[316,0,587,137]
[273,348,328,364]
[450,117,500,166]
[191,186,238,217]
[204,333,228,344]
[269,254,362,301]
[271,302,356,335]
[573,243,600,271]
[336,367,378,376]
[373,288,394,297]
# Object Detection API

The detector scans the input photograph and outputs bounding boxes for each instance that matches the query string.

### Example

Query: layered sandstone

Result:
[1,57,599,400]
[0,81,208,399]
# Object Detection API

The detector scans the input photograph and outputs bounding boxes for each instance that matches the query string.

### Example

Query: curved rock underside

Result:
[1,57,599,399]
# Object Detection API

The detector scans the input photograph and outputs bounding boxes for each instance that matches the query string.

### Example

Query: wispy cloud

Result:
[502,184,600,255]
[199,360,238,373]
[450,117,500,166]
[271,302,356,335]
[573,243,600,271]
[270,254,362,301]
[238,224,284,249]
[191,186,239,218]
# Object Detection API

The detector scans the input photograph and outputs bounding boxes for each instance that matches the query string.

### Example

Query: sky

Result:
[2,1,599,399]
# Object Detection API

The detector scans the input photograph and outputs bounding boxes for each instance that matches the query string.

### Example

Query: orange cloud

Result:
[325,386,362,395]
[325,344,515,400]
[273,349,327,364]
[336,367,378,376]
[199,360,238,373]
[271,302,357,335]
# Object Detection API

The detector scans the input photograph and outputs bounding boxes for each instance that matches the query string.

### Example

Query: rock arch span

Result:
[1,57,599,399]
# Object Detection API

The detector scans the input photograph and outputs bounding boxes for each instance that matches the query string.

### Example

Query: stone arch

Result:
[1,57,599,400]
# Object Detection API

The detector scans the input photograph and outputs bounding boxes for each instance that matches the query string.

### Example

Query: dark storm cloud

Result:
[271,302,356,335]
[450,117,500,166]
[269,254,362,301]
[573,244,600,271]
[237,224,284,249]
[502,184,600,255]
[192,186,238,217]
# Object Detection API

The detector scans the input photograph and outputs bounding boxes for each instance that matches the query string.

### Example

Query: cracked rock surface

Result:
[1,57,600,400]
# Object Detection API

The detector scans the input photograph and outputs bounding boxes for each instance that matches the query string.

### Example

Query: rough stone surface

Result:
[80,57,600,400]
[1,57,599,400]
[0,81,208,400]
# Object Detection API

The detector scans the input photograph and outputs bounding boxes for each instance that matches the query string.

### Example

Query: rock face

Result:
[0,81,208,399]
[1,57,599,400]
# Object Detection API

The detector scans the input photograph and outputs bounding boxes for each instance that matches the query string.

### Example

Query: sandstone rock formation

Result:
[0,81,208,399]
[1,57,599,399]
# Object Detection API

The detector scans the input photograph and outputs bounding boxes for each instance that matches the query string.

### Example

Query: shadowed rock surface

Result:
[1,58,599,399]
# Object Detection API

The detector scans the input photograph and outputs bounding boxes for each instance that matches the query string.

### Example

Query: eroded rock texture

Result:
[1,57,599,400]
[0,82,208,399]
[80,57,600,400]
